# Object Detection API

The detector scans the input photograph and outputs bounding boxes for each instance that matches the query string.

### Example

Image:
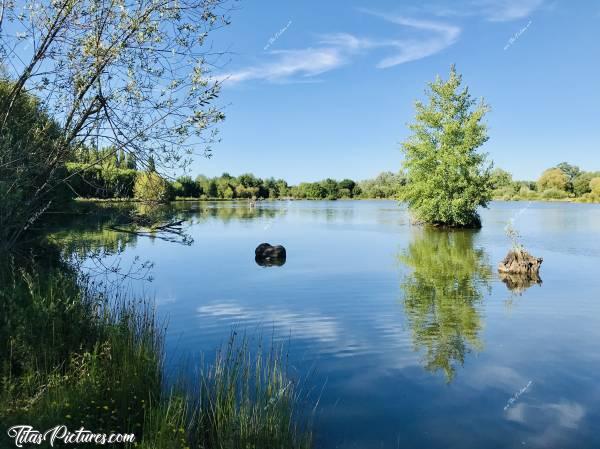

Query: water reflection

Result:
[399,229,492,382]
[499,271,542,294]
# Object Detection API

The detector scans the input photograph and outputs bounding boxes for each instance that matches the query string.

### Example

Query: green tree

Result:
[275,179,289,198]
[134,172,172,203]
[573,172,600,197]
[556,162,581,178]
[125,153,137,170]
[206,180,218,198]
[400,66,492,228]
[339,179,356,197]
[490,168,513,190]
[0,81,64,249]
[590,177,600,195]
[537,168,568,192]
[0,0,229,250]
[320,178,339,200]
[117,149,126,168]
[147,156,157,173]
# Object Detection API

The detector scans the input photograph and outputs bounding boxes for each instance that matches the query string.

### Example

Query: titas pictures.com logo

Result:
[7,425,135,447]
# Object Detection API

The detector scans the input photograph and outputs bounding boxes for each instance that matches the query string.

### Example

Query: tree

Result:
[134,172,172,203]
[555,162,581,193]
[590,177,600,194]
[0,0,231,250]
[556,162,581,181]
[320,178,339,199]
[206,180,218,198]
[147,156,157,173]
[490,168,513,190]
[0,81,65,249]
[400,66,492,228]
[125,153,137,170]
[117,149,126,168]
[537,168,568,192]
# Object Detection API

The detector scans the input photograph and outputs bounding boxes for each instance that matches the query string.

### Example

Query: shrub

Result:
[590,177,600,194]
[541,188,568,200]
[134,172,173,203]
[66,163,137,198]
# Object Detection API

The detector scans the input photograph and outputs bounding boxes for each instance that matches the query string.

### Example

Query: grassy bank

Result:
[0,255,312,448]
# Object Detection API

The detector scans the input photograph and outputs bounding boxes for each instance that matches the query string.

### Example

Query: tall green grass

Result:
[0,257,312,449]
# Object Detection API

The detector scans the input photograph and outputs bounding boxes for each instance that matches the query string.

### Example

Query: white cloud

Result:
[216,47,348,85]
[197,302,341,343]
[216,10,461,85]
[359,11,461,68]
[477,0,544,21]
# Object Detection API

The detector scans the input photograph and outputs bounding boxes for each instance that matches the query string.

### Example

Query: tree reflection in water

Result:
[399,229,492,382]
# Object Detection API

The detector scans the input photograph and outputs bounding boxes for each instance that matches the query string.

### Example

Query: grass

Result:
[0,255,312,449]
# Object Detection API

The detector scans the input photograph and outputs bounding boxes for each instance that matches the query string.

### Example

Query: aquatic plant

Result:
[0,258,312,449]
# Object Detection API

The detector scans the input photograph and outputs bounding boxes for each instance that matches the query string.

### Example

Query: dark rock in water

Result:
[255,255,286,267]
[499,271,542,294]
[255,243,286,267]
[498,249,543,276]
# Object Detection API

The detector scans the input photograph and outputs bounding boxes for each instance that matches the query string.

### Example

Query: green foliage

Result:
[0,80,66,250]
[556,162,581,192]
[572,171,600,197]
[490,168,513,190]
[356,172,406,199]
[0,258,162,442]
[540,187,569,200]
[537,168,568,192]
[400,66,492,227]
[172,176,200,198]
[66,163,137,198]
[399,229,491,382]
[1,256,312,449]
[134,172,173,203]
[196,334,312,449]
[581,177,600,202]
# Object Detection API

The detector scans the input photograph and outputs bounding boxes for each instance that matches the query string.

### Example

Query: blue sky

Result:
[190,0,600,184]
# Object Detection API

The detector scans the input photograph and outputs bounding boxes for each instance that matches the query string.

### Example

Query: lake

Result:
[57,200,600,449]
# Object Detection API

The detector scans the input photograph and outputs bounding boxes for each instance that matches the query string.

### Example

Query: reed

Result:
[0,258,312,449]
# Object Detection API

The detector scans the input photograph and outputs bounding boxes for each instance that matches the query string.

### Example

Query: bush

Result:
[541,188,568,200]
[134,172,173,203]
[590,177,600,194]
[66,163,137,198]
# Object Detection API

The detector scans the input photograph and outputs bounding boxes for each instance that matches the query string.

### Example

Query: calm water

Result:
[60,200,600,449]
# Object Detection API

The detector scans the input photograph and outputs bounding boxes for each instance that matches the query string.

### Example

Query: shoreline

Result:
[73,197,600,204]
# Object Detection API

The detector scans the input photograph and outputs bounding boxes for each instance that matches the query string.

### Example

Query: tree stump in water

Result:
[498,249,542,277]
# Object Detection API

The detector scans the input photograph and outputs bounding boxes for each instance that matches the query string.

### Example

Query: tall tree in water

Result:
[400,66,492,228]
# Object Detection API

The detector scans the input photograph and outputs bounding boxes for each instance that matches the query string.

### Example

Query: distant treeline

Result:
[67,147,406,200]
[491,162,600,203]
[67,148,600,203]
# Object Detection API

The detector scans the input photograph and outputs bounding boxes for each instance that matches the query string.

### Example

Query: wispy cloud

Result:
[217,47,348,85]
[411,0,544,22]
[216,10,461,86]
[477,0,544,22]
[358,10,461,68]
